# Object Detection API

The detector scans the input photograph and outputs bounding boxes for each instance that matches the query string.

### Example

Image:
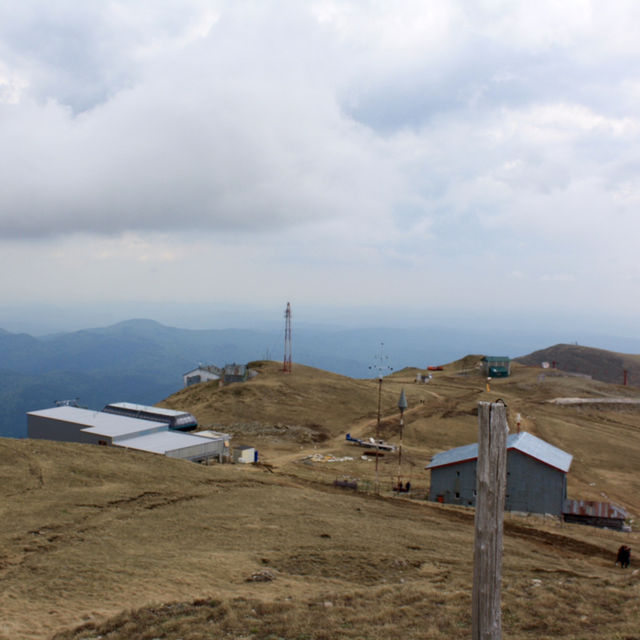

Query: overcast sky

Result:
[1,1,639,333]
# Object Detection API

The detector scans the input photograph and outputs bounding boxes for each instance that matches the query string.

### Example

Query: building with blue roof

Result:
[426,432,572,516]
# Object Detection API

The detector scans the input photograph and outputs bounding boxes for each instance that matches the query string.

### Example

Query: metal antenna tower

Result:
[283,302,292,373]
[369,342,393,494]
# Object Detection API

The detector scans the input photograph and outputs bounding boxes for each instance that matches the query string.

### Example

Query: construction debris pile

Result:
[301,453,355,463]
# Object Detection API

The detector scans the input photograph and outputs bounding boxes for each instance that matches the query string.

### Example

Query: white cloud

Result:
[540,273,576,283]
[1,1,640,321]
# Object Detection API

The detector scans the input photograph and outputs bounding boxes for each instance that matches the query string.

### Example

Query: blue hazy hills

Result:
[2,318,640,439]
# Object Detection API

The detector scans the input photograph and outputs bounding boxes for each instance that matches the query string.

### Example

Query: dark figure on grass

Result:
[616,545,631,568]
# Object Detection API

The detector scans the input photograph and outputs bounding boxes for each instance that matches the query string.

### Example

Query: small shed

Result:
[563,499,628,530]
[183,365,222,387]
[426,432,572,516]
[223,363,249,384]
[481,356,511,377]
[233,445,257,464]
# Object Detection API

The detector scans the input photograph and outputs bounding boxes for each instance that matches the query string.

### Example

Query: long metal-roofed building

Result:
[426,432,572,516]
[27,406,229,463]
[102,402,197,431]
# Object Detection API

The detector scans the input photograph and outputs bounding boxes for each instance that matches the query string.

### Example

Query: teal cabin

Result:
[481,356,510,377]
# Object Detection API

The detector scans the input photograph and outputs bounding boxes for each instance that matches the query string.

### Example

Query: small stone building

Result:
[223,363,249,384]
[426,432,572,516]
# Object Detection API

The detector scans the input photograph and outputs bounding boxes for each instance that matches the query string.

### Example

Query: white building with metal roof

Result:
[102,402,197,431]
[27,406,229,463]
[426,432,572,516]
[183,365,222,387]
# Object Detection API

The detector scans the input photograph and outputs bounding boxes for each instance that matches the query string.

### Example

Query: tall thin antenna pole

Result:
[283,302,292,373]
[369,342,392,494]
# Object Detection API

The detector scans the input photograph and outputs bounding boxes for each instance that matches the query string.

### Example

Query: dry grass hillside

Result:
[163,361,407,446]
[516,343,640,387]
[163,358,640,515]
[2,356,640,639]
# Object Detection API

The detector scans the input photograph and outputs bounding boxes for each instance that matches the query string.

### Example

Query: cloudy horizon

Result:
[1,1,639,334]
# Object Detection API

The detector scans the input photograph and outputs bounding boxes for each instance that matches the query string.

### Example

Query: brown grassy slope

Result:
[5,357,640,639]
[161,360,430,444]
[516,343,640,386]
[162,359,640,518]
[1,437,639,640]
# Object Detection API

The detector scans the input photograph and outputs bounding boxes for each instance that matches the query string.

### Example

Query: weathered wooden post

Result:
[396,388,408,487]
[472,401,508,640]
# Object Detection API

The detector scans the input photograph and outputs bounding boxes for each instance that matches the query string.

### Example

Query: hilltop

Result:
[516,343,640,387]
[162,358,640,516]
[163,360,406,444]
[2,354,640,639]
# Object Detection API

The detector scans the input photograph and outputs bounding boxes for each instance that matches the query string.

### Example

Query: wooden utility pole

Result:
[472,401,508,640]
[396,388,408,487]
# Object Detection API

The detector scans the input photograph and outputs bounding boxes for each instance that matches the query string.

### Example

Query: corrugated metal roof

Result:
[197,430,231,441]
[509,432,572,472]
[426,431,572,473]
[425,441,479,470]
[82,423,165,438]
[28,405,223,459]
[563,499,627,520]
[183,365,221,376]
[27,406,166,436]
[482,356,510,362]
[115,430,216,454]
[105,402,188,418]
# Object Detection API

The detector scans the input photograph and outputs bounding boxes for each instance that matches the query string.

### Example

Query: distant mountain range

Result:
[2,318,640,438]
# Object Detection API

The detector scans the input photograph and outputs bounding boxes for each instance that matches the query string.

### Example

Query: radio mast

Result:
[369,342,393,493]
[283,302,292,373]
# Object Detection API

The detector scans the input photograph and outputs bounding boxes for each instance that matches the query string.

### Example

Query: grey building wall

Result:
[428,451,567,516]
[506,451,567,516]
[428,459,477,506]
[27,415,113,446]
[165,439,227,462]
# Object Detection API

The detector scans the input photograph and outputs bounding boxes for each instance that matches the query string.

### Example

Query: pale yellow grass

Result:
[2,358,640,639]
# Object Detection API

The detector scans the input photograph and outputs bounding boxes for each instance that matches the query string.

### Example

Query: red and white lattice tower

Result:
[283,302,292,373]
